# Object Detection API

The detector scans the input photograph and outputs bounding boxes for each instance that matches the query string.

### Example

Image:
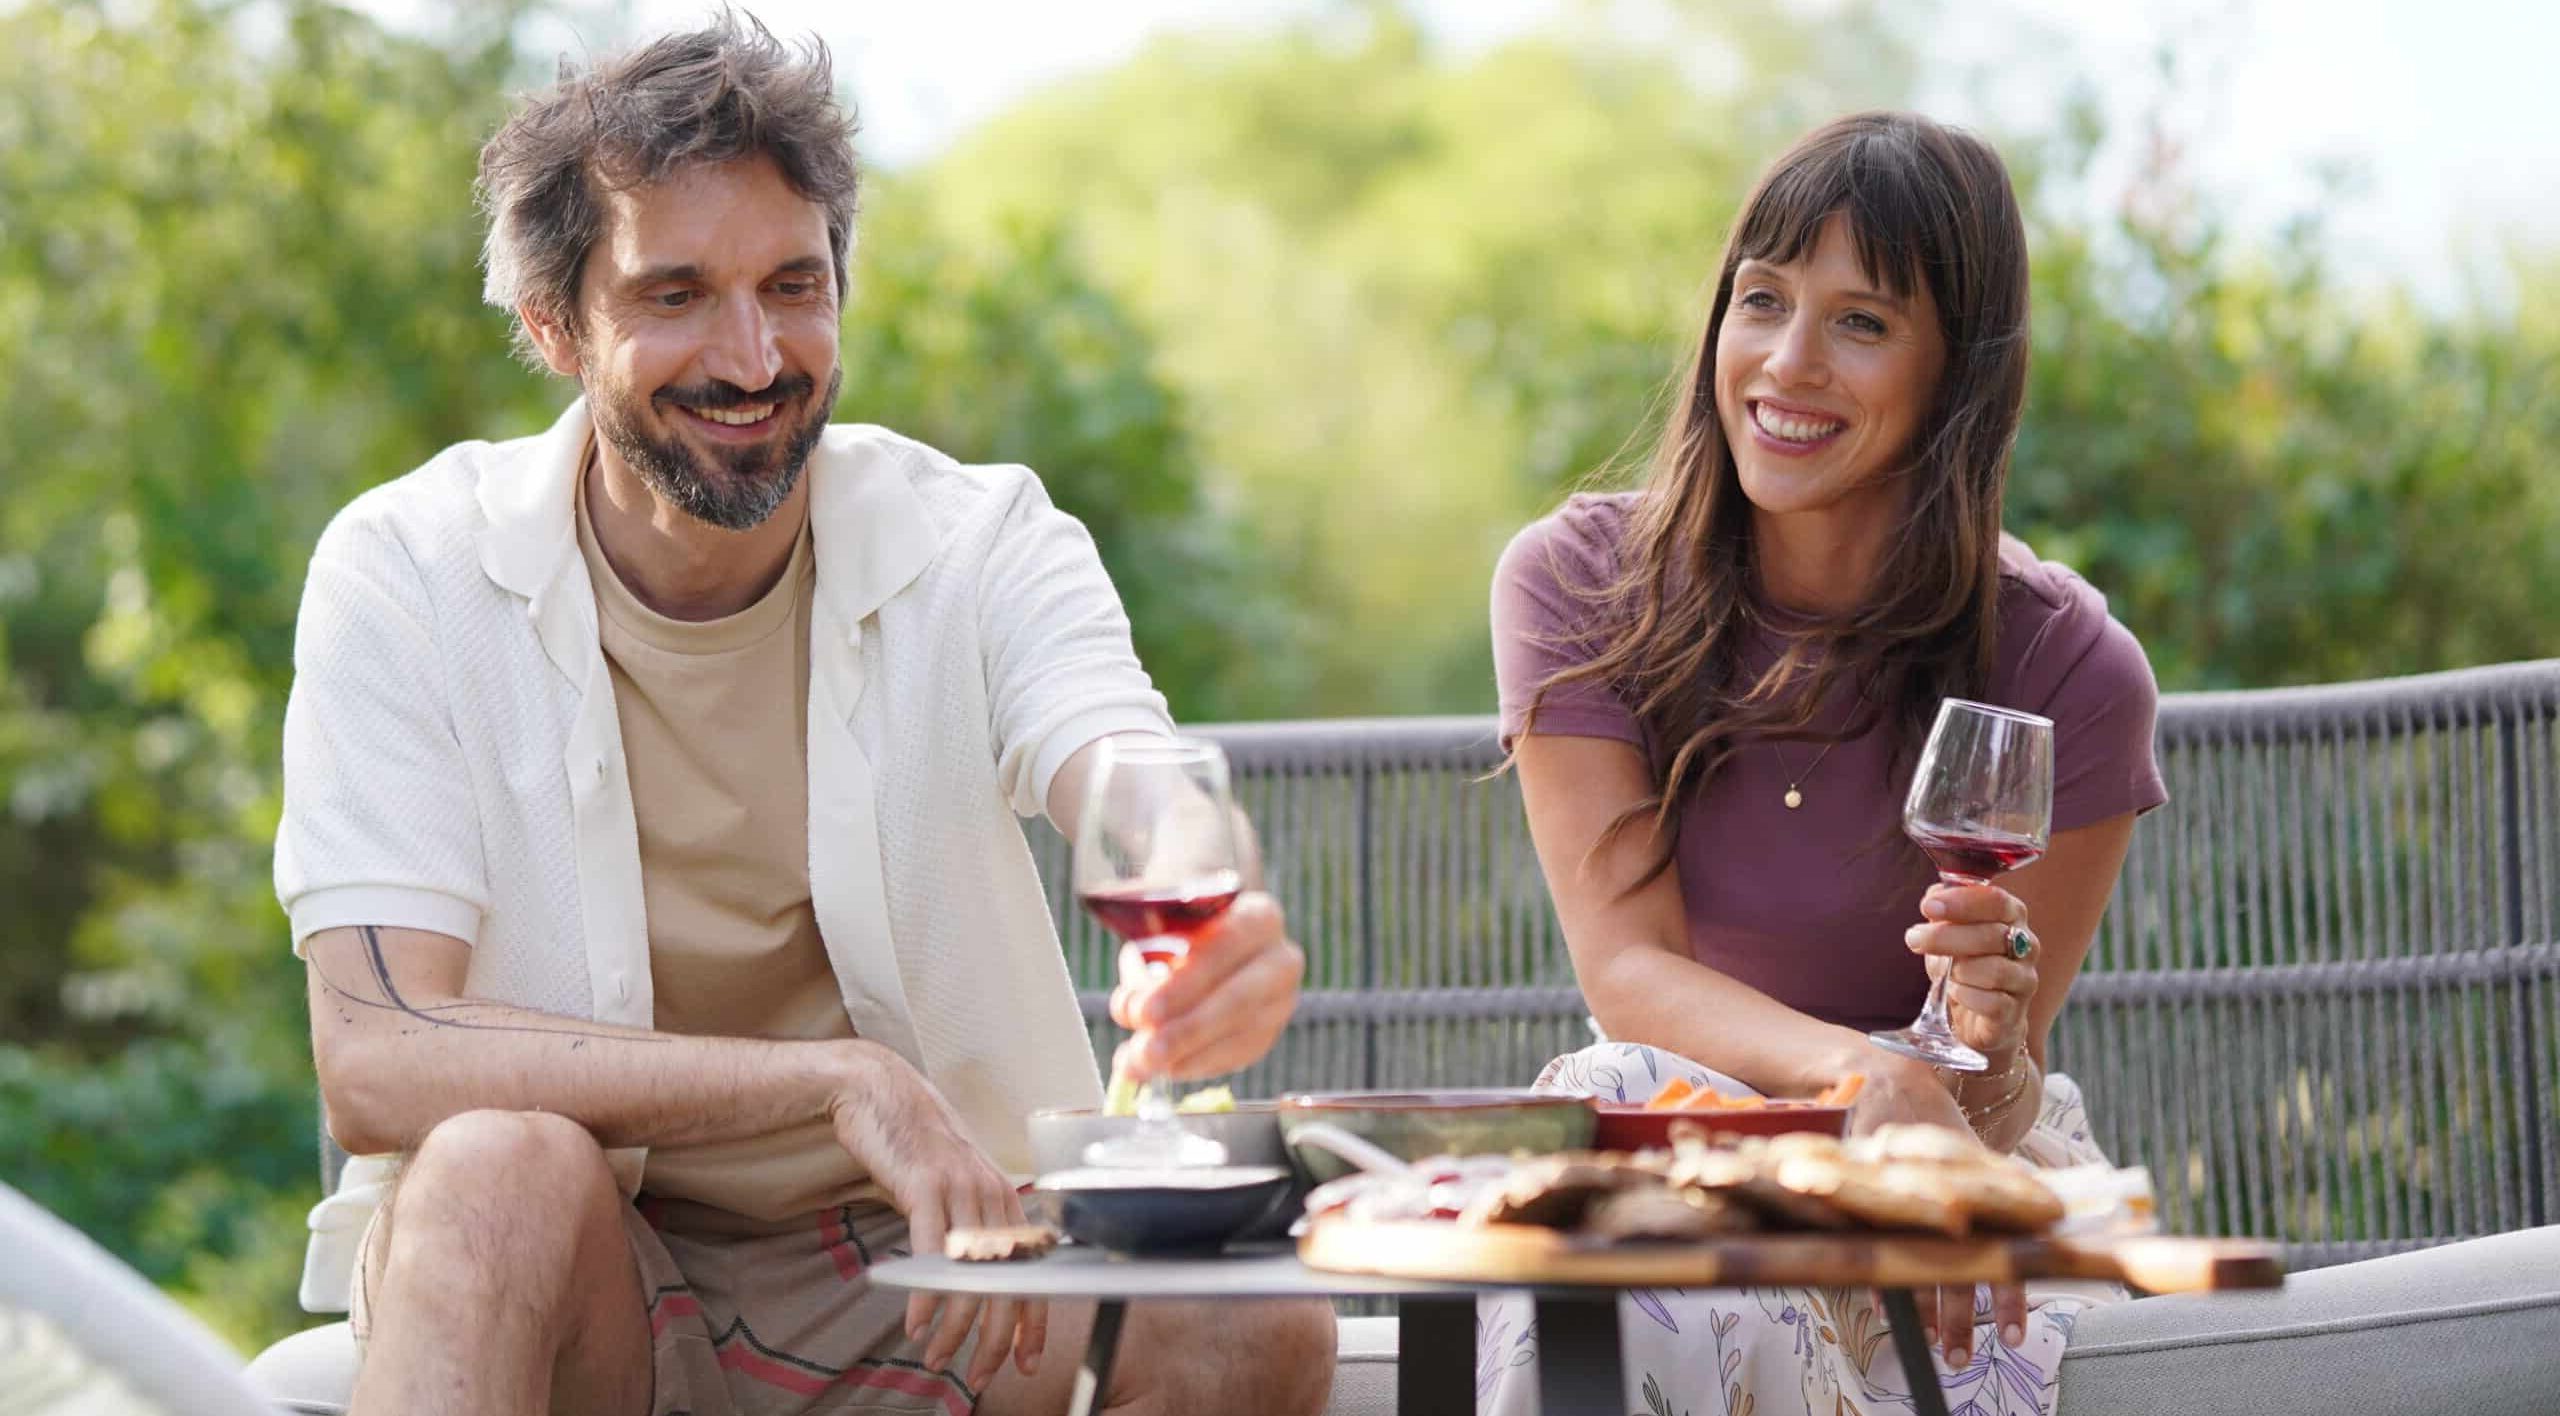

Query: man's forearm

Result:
[308,924,879,1156]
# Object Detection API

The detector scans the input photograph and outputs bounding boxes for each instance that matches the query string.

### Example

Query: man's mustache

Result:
[656,373,817,411]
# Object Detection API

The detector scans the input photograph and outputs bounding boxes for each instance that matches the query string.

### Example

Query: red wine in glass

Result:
[1071,738,1247,1169]
[1077,872,1242,967]
[1869,699,2054,1074]
[1905,826,2045,884]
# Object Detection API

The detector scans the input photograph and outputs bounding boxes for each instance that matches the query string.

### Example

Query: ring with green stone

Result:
[2008,927,2036,960]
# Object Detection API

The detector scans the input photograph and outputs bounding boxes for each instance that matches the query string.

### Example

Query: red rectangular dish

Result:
[1591,1101,1850,1152]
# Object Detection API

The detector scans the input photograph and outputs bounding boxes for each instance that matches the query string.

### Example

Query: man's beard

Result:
[587,364,842,532]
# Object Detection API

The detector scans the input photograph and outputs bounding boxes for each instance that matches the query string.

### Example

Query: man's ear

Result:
[519,301,583,377]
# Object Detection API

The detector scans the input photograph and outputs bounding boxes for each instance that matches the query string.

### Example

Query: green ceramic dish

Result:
[1276,1090,1596,1184]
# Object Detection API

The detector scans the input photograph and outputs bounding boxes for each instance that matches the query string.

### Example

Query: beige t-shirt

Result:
[576,474,874,1220]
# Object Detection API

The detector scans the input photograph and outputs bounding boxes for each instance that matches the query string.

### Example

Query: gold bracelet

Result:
[1975,1048,2036,1122]
[1949,1043,2035,1124]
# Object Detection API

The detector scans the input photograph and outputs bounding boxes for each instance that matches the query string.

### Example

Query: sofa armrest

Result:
[1327,1313,1399,1416]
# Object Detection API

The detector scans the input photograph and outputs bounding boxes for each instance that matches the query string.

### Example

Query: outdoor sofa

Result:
[244,659,2560,1414]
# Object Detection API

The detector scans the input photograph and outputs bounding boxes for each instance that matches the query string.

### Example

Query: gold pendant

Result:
[1784,786,1804,810]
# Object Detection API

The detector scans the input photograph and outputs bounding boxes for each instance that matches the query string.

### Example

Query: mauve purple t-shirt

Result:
[1492,493,2168,1035]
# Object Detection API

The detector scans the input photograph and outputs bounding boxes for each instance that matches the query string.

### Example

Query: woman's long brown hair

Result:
[1520,112,2031,884]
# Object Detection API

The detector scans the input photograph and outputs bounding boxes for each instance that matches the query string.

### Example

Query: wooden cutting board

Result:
[1298,1218,2282,1294]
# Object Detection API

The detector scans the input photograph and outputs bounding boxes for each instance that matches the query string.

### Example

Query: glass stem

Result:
[1916,966,1956,1037]
[1132,945,1178,1128]
[1917,869,1981,1038]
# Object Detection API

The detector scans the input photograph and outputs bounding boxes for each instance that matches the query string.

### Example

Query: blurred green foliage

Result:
[1,0,2552,1354]
[1,0,547,1350]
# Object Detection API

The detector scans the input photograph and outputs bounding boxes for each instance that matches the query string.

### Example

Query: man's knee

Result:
[1247,1301,1337,1413]
[1131,1299,1335,1416]
[388,1110,619,1271]
[409,1109,612,1192]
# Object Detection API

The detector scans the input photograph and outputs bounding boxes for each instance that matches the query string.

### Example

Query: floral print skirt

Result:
[1474,1043,2124,1416]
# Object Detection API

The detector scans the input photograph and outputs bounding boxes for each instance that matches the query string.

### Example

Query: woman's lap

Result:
[1502,1043,2560,1416]
[1479,1042,2122,1416]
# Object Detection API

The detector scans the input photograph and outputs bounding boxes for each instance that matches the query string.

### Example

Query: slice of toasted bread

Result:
[944,1224,1061,1262]
[1583,1185,1760,1242]
[1460,1154,1660,1229]
[1770,1154,1970,1236]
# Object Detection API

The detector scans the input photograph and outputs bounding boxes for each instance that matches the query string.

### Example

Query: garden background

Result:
[3,0,2555,1348]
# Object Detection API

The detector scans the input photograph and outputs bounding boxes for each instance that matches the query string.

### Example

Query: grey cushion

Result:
[245,1312,1403,1416]
[2058,1225,2560,1416]
[256,1228,2560,1416]
[1327,1314,1397,1416]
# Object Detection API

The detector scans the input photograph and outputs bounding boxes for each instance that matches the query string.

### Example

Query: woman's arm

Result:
[1515,733,1962,1123]
[1996,814,2136,1071]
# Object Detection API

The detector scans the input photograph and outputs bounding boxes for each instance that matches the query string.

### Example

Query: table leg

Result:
[1877,1288,1952,1416]
[1395,1298,1475,1416]
[1532,1296,1623,1416]
[1067,1299,1127,1416]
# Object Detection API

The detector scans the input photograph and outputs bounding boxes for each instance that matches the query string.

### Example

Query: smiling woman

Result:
[1716,222,1948,574]
[1485,111,2159,1416]
[1522,112,2032,809]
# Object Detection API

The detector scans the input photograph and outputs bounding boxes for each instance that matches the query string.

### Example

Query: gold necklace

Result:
[1772,739,1838,810]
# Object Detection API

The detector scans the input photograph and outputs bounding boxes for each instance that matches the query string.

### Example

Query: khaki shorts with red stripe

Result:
[356,1193,983,1415]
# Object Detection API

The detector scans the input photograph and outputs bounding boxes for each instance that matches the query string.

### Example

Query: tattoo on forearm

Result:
[310,925,664,1045]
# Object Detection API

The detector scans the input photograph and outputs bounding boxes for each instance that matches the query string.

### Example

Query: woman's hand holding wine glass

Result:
[1860,699,2053,1369]
[1903,881,2039,1063]
[1869,698,2054,1073]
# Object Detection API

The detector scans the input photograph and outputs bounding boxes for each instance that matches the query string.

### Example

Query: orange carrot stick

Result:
[1815,1074,1867,1108]
[1681,1088,1764,1111]
[1645,1078,1697,1111]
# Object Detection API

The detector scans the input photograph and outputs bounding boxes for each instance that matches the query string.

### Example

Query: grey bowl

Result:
[1034,1165,1293,1255]
[1277,1089,1597,1184]
[1029,1104,1302,1239]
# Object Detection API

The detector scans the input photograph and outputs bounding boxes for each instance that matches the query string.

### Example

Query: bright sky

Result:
[1971,0,2560,305]
[375,0,2558,306]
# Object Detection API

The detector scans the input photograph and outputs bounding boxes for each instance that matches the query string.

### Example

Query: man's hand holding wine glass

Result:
[1094,756,1303,1087]
[1071,736,1308,1172]
[1109,890,1305,1082]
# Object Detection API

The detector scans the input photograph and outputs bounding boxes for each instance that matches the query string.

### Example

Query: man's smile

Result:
[671,401,783,440]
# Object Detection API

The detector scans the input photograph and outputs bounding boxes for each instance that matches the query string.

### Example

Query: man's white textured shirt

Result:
[276,400,1170,1310]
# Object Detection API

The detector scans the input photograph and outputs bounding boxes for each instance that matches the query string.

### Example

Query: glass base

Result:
[1082,1125,1230,1170]
[1868,1025,1990,1073]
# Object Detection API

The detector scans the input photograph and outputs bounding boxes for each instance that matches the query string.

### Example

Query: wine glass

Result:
[1868,698,2054,1073]
[1073,737,1245,1169]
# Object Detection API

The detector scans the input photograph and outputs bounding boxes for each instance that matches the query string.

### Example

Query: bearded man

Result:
[276,14,1330,1414]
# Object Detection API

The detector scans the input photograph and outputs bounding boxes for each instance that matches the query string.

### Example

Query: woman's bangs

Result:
[1731,133,1936,303]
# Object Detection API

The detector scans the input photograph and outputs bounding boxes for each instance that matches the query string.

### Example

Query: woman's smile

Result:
[1744,397,1850,455]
